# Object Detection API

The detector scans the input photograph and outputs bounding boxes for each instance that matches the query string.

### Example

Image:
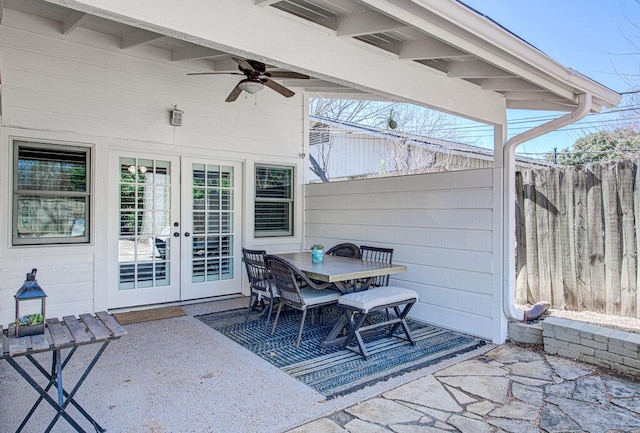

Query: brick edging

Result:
[540,317,640,376]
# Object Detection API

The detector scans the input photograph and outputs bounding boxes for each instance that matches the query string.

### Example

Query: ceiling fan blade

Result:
[263,78,295,98]
[225,84,244,102]
[267,71,310,79]
[187,72,243,76]
[232,57,255,71]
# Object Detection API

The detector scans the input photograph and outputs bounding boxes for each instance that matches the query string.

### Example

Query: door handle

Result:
[173,232,180,237]
[184,232,190,237]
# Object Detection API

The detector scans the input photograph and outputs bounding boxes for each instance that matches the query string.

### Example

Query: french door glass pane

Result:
[118,158,171,289]
[191,164,234,282]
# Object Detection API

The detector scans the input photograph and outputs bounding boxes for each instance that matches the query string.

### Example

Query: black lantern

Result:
[13,269,47,337]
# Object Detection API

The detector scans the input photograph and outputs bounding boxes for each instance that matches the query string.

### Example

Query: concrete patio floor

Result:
[2,297,639,433]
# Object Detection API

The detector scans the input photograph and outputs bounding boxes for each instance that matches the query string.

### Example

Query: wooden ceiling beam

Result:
[62,10,86,35]
[480,78,544,92]
[501,91,559,100]
[121,29,164,49]
[399,38,469,60]
[337,10,407,37]
[171,46,227,61]
[448,60,514,79]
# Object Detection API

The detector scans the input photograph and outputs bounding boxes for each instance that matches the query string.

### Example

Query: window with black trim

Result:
[254,164,293,237]
[13,141,91,245]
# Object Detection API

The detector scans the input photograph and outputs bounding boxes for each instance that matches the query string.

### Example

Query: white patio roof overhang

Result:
[25,0,621,322]
[33,0,621,120]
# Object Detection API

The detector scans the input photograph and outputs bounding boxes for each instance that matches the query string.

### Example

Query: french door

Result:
[109,154,242,309]
[180,158,242,300]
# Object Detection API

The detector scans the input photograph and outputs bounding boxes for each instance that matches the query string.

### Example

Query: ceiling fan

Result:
[187,58,310,102]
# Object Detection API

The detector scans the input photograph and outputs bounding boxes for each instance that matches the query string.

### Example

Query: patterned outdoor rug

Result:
[196,308,486,398]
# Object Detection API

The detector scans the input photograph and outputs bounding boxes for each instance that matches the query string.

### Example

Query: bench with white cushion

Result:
[321,286,419,359]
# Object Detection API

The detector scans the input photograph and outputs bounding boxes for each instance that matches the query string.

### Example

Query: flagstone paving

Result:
[287,344,640,433]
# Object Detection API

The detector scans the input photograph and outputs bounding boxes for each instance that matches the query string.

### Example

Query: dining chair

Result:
[326,243,361,259]
[264,254,341,347]
[359,245,394,287]
[242,247,279,330]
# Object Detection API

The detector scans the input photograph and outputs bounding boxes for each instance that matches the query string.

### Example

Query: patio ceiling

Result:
[4,0,621,124]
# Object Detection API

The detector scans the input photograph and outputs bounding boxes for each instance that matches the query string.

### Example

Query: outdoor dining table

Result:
[275,251,407,294]
[1,311,127,433]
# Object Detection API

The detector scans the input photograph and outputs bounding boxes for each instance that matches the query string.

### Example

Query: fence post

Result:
[548,168,564,308]
[587,164,606,313]
[561,167,578,310]
[535,169,553,304]
[574,166,592,311]
[602,162,621,315]
[617,160,637,317]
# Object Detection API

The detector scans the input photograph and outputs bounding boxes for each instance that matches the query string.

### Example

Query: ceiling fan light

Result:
[238,79,264,94]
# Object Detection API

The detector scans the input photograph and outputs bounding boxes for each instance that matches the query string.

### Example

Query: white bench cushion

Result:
[300,287,341,306]
[338,286,418,313]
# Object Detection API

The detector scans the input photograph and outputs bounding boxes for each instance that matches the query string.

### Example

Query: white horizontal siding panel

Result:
[411,302,493,340]
[46,300,95,319]
[400,265,493,295]
[409,283,494,314]
[305,209,492,230]
[173,131,302,158]
[7,87,170,128]
[306,169,493,196]
[6,105,175,144]
[0,264,94,287]
[17,282,95,306]
[306,188,493,211]
[306,224,492,252]
[396,246,492,273]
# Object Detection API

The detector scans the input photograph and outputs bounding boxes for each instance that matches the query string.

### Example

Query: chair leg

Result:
[264,297,276,332]
[295,309,308,348]
[271,303,284,335]
[245,291,256,322]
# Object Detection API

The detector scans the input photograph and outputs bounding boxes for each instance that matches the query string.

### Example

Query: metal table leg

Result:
[6,341,110,433]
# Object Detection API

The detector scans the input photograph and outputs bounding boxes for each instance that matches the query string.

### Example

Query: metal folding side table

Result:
[1,311,127,433]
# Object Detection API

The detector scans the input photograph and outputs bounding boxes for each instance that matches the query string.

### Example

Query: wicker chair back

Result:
[326,243,361,259]
[242,248,269,291]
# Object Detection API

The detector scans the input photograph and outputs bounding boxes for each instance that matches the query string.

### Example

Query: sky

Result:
[456,0,640,157]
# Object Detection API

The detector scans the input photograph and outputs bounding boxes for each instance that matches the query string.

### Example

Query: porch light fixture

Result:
[238,78,264,94]
[170,105,183,126]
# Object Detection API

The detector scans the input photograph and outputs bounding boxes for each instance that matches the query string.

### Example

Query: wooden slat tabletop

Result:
[8,336,28,356]
[46,317,73,348]
[29,332,51,352]
[1,312,126,359]
[79,313,111,340]
[96,311,127,337]
[63,315,93,344]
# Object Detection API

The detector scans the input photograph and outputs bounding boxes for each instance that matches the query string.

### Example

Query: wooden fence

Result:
[516,160,640,318]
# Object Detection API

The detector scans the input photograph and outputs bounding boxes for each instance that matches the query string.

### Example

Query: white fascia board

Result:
[44,0,506,124]
[408,0,621,109]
